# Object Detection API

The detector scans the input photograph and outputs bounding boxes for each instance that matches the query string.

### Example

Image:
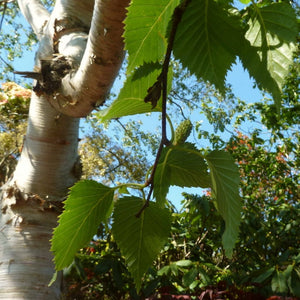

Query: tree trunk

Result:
[0,0,129,298]
[0,60,80,300]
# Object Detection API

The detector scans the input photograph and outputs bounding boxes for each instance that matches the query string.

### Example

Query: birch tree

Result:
[0,0,298,299]
[0,0,129,298]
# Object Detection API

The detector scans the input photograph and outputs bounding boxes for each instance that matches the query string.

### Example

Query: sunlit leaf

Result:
[98,63,172,121]
[112,196,171,291]
[205,150,241,257]
[51,180,114,270]
[173,0,243,93]
[125,0,180,72]
[154,144,211,206]
[241,2,298,107]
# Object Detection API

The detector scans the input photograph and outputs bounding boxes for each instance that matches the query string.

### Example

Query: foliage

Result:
[79,118,151,185]
[51,0,299,291]
[225,132,300,297]
[0,82,30,129]
[51,181,115,269]
[63,130,299,299]
[0,0,54,81]
[0,0,298,297]
[0,82,30,185]
[112,196,171,291]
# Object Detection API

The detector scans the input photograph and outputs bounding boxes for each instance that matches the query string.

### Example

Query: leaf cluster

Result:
[63,128,300,298]
[52,131,242,291]
[51,0,299,293]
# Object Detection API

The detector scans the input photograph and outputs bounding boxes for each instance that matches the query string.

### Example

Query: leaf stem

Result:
[116,182,146,191]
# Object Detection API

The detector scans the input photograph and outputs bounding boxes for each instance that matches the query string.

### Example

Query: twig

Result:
[0,56,14,72]
[136,0,191,217]
[0,0,7,31]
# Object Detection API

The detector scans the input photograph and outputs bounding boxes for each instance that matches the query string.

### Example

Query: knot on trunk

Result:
[34,55,72,95]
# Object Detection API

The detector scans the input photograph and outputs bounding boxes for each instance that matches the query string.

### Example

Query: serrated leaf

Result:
[205,150,241,257]
[173,0,243,93]
[125,0,180,72]
[97,63,172,121]
[153,144,211,206]
[112,197,171,291]
[242,2,297,107]
[51,180,114,270]
[98,63,162,121]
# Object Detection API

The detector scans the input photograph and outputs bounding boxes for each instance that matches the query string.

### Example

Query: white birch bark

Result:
[0,200,62,299]
[13,92,79,199]
[0,0,129,298]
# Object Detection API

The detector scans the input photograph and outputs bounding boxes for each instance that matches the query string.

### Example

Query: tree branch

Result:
[49,0,130,117]
[17,0,49,40]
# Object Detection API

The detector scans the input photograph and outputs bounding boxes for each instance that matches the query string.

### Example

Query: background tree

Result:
[0,82,30,185]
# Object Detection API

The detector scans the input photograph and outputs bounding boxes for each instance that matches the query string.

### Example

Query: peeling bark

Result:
[0,186,62,299]
[1,0,130,297]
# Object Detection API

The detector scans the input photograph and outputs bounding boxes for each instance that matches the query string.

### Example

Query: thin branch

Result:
[0,0,7,30]
[16,0,49,40]
[0,56,14,72]
[136,0,192,217]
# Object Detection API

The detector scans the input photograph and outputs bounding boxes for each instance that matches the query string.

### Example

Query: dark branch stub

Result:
[15,55,72,95]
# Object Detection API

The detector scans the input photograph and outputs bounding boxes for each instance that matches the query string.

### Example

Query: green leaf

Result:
[175,260,193,268]
[242,2,298,107]
[153,144,211,206]
[205,150,241,257]
[272,269,288,294]
[112,197,171,291]
[51,180,114,270]
[254,267,275,283]
[288,268,300,297]
[98,63,162,121]
[157,265,172,276]
[98,63,172,121]
[182,267,198,287]
[125,0,180,73]
[173,0,243,93]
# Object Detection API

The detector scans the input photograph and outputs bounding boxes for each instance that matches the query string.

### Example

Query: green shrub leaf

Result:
[272,269,288,294]
[125,0,180,73]
[112,196,171,291]
[51,180,114,270]
[288,268,300,297]
[205,150,241,257]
